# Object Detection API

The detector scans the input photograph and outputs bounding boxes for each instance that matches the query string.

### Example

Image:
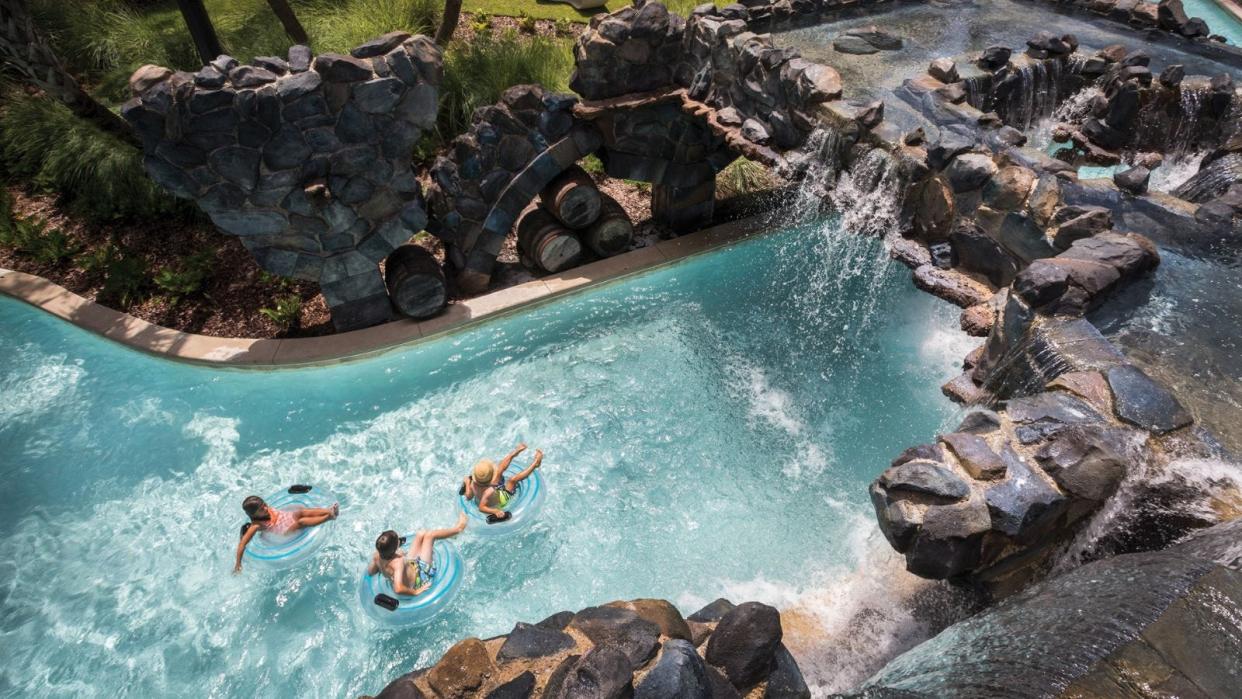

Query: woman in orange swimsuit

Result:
[234,495,338,573]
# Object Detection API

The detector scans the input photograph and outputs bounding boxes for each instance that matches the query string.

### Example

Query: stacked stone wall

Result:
[122,33,441,330]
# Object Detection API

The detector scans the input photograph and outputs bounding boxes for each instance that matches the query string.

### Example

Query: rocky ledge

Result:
[367,598,809,698]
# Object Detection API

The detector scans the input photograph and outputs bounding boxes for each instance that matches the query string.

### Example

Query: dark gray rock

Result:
[1059,232,1158,278]
[984,445,1067,540]
[833,35,879,55]
[941,432,1006,480]
[229,65,277,88]
[288,45,312,72]
[555,647,634,699]
[542,654,580,699]
[375,671,427,699]
[277,70,322,101]
[1035,424,1133,503]
[688,598,735,623]
[907,495,991,578]
[1107,365,1193,434]
[354,77,406,113]
[951,220,1020,287]
[1115,166,1151,195]
[1159,64,1185,88]
[351,31,411,58]
[945,153,998,192]
[959,411,1001,434]
[570,606,660,669]
[1051,207,1112,250]
[880,460,971,500]
[978,46,1012,71]
[538,610,575,630]
[741,118,770,144]
[763,644,810,699]
[497,622,575,661]
[705,602,782,689]
[208,146,260,192]
[1012,259,1069,308]
[844,25,903,50]
[485,671,535,699]
[634,640,711,699]
[194,65,226,88]
[314,53,374,82]
[927,133,975,170]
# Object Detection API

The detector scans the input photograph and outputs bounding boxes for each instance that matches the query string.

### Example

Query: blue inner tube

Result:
[242,486,336,570]
[358,538,465,626]
[458,467,546,537]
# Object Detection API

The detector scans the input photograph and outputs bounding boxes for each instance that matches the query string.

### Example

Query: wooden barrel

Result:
[539,166,602,229]
[517,207,583,274]
[580,194,633,258]
[384,244,447,319]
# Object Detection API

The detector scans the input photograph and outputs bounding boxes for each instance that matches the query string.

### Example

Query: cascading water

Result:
[1027,84,1103,152]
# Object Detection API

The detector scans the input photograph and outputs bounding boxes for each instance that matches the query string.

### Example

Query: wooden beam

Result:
[176,0,222,65]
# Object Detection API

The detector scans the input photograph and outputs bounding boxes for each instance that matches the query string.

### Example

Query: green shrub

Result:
[517,11,537,33]
[472,13,492,35]
[716,157,779,199]
[100,253,150,308]
[260,293,303,329]
[438,31,573,141]
[153,248,216,303]
[0,91,184,222]
[0,194,80,266]
[78,244,116,279]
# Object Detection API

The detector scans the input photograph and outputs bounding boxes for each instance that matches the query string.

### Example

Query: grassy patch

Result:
[463,0,707,22]
[0,90,184,222]
[716,157,780,199]
[437,31,574,139]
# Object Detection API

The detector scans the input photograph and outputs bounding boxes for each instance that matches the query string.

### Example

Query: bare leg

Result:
[294,512,333,527]
[504,449,543,493]
[415,513,468,564]
[300,505,338,518]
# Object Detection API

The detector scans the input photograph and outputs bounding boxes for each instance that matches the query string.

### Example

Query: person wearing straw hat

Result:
[461,442,543,523]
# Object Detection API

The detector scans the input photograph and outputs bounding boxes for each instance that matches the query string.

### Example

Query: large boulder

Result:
[569,606,661,669]
[427,639,496,699]
[705,602,783,689]
[634,640,711,699]
[497,622,575,661]
[554,647,635,699]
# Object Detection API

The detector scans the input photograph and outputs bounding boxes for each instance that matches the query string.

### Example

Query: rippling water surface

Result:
[0,222,972,697]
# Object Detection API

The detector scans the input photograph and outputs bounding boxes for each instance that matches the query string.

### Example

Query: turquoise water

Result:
[0,222,970,697]
[1178,0,1242,45]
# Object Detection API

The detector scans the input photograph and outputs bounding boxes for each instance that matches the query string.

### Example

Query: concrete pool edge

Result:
[0,215,765,368]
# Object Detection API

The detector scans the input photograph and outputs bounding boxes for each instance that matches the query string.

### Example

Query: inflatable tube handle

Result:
[374,594,399,611]
[288,484,313,494]
[486,512,512,524]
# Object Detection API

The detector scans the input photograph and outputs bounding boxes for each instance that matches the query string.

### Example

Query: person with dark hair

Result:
[367,512,467,596]
[461,442,543,523]
[234,495,338,573]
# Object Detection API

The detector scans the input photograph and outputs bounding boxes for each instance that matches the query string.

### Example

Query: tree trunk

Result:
[0,0,138,146]
[176,0,223,65]
[265,0,308,44]
[435,0,462,46]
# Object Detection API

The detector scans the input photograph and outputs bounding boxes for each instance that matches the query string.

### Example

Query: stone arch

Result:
[122,32,442,331]
[426,84,740,294]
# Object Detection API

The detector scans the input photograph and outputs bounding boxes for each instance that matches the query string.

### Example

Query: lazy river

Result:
[0,220,972,697]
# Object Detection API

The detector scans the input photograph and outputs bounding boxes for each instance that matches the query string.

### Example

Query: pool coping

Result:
[0,215,764,368]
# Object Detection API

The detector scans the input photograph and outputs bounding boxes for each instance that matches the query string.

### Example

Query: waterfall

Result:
[997,55,1086,132]
[1052,457,1242,575]
[1028,84,1103,151]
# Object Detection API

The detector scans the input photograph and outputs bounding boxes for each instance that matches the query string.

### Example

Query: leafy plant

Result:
[260,293,303,330]
[79,244,116,279]
[472,12,492,35]
[100,254,149,309]
[153,249,215,304]
[0,196,79,266]
[518,11,537,34]
[554,18,574,36]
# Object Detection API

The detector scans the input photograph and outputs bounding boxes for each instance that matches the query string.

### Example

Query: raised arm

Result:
[235,524,259,573]
[496,442,527,474]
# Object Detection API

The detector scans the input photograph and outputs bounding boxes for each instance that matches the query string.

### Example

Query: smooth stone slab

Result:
[1107,365,1193,434]
[881,460,971,500]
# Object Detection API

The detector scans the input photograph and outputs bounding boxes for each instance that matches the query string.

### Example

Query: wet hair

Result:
[375,530,400,560]
[243,496,270,521]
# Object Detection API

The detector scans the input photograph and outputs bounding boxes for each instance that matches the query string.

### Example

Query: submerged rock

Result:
[1114,166,1151,194]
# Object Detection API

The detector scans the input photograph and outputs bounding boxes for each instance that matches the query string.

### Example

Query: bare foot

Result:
[331,503,340,518]
[533,449,543,466]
